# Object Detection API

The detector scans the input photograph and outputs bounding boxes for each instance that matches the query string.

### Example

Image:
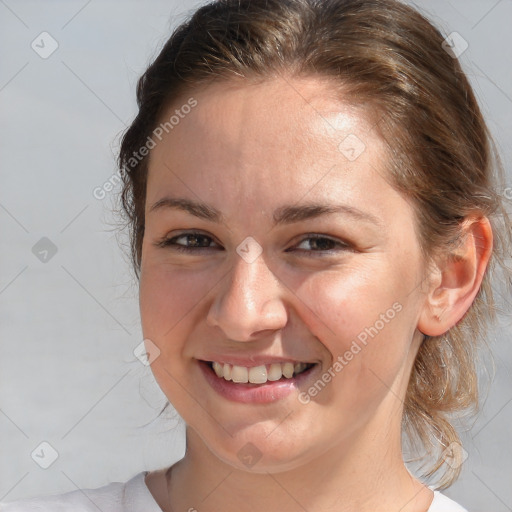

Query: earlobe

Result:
[417,215,493,337]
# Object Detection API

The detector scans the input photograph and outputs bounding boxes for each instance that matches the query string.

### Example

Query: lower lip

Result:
[198,360,317,404]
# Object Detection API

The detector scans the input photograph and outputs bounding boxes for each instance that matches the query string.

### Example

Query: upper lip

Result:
[199,354,316,367]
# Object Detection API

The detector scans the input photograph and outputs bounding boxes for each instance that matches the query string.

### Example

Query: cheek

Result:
[295,265,412,391]
[293,262,403,344]
[138,264,211,410]
[139,263,214,351]
[139,263,214,400]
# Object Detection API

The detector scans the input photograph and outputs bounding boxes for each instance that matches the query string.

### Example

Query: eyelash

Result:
[155,231,353,256]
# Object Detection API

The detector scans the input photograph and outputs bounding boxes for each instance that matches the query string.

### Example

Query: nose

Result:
[206,253,288,342]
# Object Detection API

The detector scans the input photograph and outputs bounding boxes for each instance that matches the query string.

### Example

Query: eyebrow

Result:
[149,197,382,227]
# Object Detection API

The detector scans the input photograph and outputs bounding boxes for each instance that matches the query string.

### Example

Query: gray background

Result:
[0,1,510,510]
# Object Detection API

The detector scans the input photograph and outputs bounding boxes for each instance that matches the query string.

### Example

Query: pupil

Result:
[312,238,333,250]
[189,235,207,247]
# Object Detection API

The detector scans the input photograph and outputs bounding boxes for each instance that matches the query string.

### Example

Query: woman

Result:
[3,0,510,510]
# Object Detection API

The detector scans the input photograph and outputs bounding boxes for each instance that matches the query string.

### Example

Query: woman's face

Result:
[139,76,431,471]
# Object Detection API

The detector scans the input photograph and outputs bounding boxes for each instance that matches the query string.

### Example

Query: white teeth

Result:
[213,361,223,377]
[223,363,232,381]
[267,363,283,381]
[231,365,249,383]
[248,365,267,384]
[209,361,311,383]
[282,362,294,378]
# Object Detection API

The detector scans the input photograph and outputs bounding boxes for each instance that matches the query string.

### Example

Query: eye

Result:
[289,234,353,255]
[155,231,222,253]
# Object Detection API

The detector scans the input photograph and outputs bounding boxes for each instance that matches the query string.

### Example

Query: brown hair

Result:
[118,0,512,489]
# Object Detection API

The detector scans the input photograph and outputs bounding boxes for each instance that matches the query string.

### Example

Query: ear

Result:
[417,215,493,337]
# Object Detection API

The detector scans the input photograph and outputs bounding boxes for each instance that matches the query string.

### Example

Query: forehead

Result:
[154,76,372,159]
[145,75,405,224]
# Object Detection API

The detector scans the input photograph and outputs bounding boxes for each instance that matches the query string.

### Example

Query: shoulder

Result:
[428,489,469,512]
[0,471,161,512]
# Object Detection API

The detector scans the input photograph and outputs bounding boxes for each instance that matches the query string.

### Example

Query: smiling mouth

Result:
[203,361,316,384]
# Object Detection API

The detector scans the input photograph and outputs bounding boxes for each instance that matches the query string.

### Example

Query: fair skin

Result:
[139,76,493,512]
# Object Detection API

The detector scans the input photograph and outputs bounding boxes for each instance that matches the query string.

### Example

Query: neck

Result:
[165,402,433,512]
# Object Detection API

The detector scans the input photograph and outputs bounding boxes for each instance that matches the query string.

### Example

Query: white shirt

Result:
[0,471,469,511]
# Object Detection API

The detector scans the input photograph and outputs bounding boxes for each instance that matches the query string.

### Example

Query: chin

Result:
[199,426,318,474]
